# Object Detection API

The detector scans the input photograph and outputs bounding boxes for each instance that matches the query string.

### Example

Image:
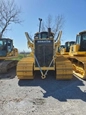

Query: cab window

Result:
[82,33,86,41]
[34,32,54,39]
[0,41,3,47]
[76,35,81,44]
[41,32,48,38]
[0,40,7,50]
[7,40,13,52]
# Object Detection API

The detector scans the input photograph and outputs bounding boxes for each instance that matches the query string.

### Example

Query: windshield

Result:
[82,33,86,41]
[76,35,81,44]
[0,40,7,56]
[35,32,53,39]
[0,40,7,50]
[35,32,48,39]
[0,39,13,51]
[0,39,13,56]
[41,32,48,38]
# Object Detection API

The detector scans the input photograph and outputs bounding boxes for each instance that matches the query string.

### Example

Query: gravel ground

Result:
[0,70,86,115]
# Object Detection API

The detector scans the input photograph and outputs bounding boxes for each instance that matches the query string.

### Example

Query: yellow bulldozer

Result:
[60,41,75,55]
[68,31,86,79]
[60,31,86,79]
[57,45,65,54]
[17,18,73,80]
[0,38,18,73]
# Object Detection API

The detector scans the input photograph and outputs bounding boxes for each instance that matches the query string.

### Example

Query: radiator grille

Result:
[35,40,54,67]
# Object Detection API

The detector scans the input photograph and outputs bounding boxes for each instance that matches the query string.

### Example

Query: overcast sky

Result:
[5,0,86,52]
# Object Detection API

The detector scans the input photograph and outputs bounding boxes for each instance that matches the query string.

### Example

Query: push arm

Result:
[25,32,34,51]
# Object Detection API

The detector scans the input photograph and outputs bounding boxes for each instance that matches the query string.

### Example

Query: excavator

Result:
[68,31,86,79]
[17,18,73,80]
[0,38,18,73]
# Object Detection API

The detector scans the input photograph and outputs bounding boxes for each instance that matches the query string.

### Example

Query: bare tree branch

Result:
[45,14,65,38]
[52,15,64,38]
[41,21,46,31]
[0,0,22,38]
[46,15,52,28]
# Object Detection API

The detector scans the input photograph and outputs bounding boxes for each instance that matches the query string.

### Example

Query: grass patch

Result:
[12,54,27,61]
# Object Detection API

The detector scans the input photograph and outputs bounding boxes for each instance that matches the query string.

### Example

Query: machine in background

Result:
[69,31,86,79]
[0,38,18,73]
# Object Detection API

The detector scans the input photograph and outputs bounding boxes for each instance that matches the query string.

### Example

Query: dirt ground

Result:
[0,69,86,115]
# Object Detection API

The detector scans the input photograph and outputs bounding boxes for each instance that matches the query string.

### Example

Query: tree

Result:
[0,0,21,38]
[41,14,64,38]
[41,21,46,31]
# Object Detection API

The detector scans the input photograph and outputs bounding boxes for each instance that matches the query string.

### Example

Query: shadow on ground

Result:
[0,67,16,79]
[18,71,86,101]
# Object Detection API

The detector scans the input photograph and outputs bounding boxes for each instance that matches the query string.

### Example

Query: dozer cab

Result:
[57,45,65,54]
[17,18,73,80]
[69,31,86,79]
[60,41,75,55]
[0,38,18,73]
[0,38,18,58]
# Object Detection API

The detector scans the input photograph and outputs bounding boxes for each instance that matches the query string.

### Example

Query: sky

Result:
[5,0,86,52]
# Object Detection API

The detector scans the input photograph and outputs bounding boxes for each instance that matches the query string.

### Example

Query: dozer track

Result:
[17,57,34,79]
[0,60,18,73]
[68,56,86,79]
[56,56,73,79]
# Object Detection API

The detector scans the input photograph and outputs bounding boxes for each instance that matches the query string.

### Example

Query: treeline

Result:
[19,51,30,54]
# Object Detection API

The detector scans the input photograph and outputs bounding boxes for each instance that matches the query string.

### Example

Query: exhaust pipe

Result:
[39,18,42,39]
[48,28,51,38]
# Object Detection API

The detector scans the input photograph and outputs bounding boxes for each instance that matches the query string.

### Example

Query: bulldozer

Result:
[68,31,86,79]
[17,18,73,80]
[0,38,18,73]
[60,41,75,55]
[57,45,65,54]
